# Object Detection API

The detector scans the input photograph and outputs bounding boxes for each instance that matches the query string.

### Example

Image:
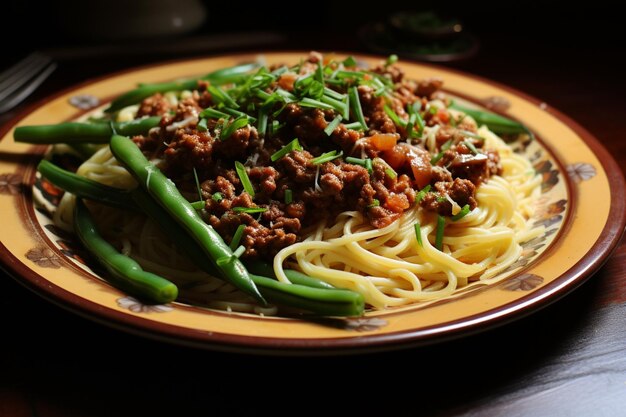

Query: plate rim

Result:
[1,51,624,354]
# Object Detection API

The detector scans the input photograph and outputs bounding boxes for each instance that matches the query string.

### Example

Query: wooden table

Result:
[1,30,625,416]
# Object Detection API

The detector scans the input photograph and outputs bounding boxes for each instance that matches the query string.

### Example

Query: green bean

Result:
[105,63,260,113]
[250,274,364,317]
[37,159,137,210]
[449,104,530,135]
[14,116,161,144]
[244,259,335,290]
[73,198,178,304]
[109,134,265,304]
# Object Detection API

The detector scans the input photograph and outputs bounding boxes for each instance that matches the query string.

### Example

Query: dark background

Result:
[4,1,624,59]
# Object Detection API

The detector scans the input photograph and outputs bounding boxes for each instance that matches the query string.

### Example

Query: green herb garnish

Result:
[232,206,268,214]
[451,204,471,221]
[311,150,343,165]
[324,115,343,136]
[435,215,445,250]
[414,223,423,246]
[271,138,302,161]
[235,161,255,197]
[230,224,246,251]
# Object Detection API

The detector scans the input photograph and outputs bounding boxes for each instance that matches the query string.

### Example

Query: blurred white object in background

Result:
[58,0,207,40]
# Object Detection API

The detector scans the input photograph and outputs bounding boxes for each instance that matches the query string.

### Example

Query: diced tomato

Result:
[408,148,432,189]
[382,145,406,169]
[437,109,450,123]
[368,134,397,151]
[385,193,410,212]
[278,73,298,91]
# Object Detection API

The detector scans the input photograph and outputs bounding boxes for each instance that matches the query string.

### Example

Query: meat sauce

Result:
[131,52,502,259]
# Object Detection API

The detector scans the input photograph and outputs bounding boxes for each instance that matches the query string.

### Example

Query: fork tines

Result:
[0,52,57,114]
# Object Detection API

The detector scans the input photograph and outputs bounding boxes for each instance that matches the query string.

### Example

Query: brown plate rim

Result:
[0,51,624,355]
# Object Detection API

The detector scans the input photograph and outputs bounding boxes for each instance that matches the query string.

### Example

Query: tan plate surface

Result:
[0,52,624,354]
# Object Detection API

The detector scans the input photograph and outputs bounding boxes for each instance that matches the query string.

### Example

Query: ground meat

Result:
[248,166,279,196]
[163,128,214,177]
[420,178,477,216]
[371,64,404,84]
[125,54,505,261]
[415,77,444,98]
[367,110,397,135]
[136,93,171,117]
[214,125,256,159]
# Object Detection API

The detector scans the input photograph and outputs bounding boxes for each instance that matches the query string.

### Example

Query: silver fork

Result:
[0,52,57,114]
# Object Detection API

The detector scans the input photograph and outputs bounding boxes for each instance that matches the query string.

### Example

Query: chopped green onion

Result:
[429,106,438,115]
[311,150,343,165]
[463,140,480,155]
[342,92,350,119]
[451,204,471,221]
[235,161,255,197]
[430,139,453,165]
[458,130,484,141]
[200,107,229,119]
[345,156,373,174]
[270,120,283,135]
[349,86,367,131]
[371,78,387,96]
[220,115,249,141]
[435,195,447,203]
[414,112,425,136]
[324,115,343,136]
[435,215,445,250]
[367,199,380,208]
[299,97,335,111]
[315,62,324,84]
[416,184,431,203]
[276,88,298,103]
[407,101,425,136]
[191,201,204,210]
[207,85,239,109]
[212,192,223,202]
[255,89,272,101]
[336,70,367,80]
[406,112,417,138]
[284,189,293,204]
[192,167,203,202]
[343,56,357,67]
[230,224,246,251]
[222,107,256,123]
[414,223,423,246]
[197,118,208,132]
[294,73,314,90]
[257,109,268,137]
[384,104,407,128]
[345,156,367,166]
[384,168,397,179]
[323,87,346,101]
[233,245,246,258]
[386,54,398,66]
[320,95,349,114]
[232,206,267,213]
[270,138,302,161]
[343,122,363,130]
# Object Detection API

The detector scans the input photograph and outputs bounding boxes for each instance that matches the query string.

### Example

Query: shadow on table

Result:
[0,265,607,416]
